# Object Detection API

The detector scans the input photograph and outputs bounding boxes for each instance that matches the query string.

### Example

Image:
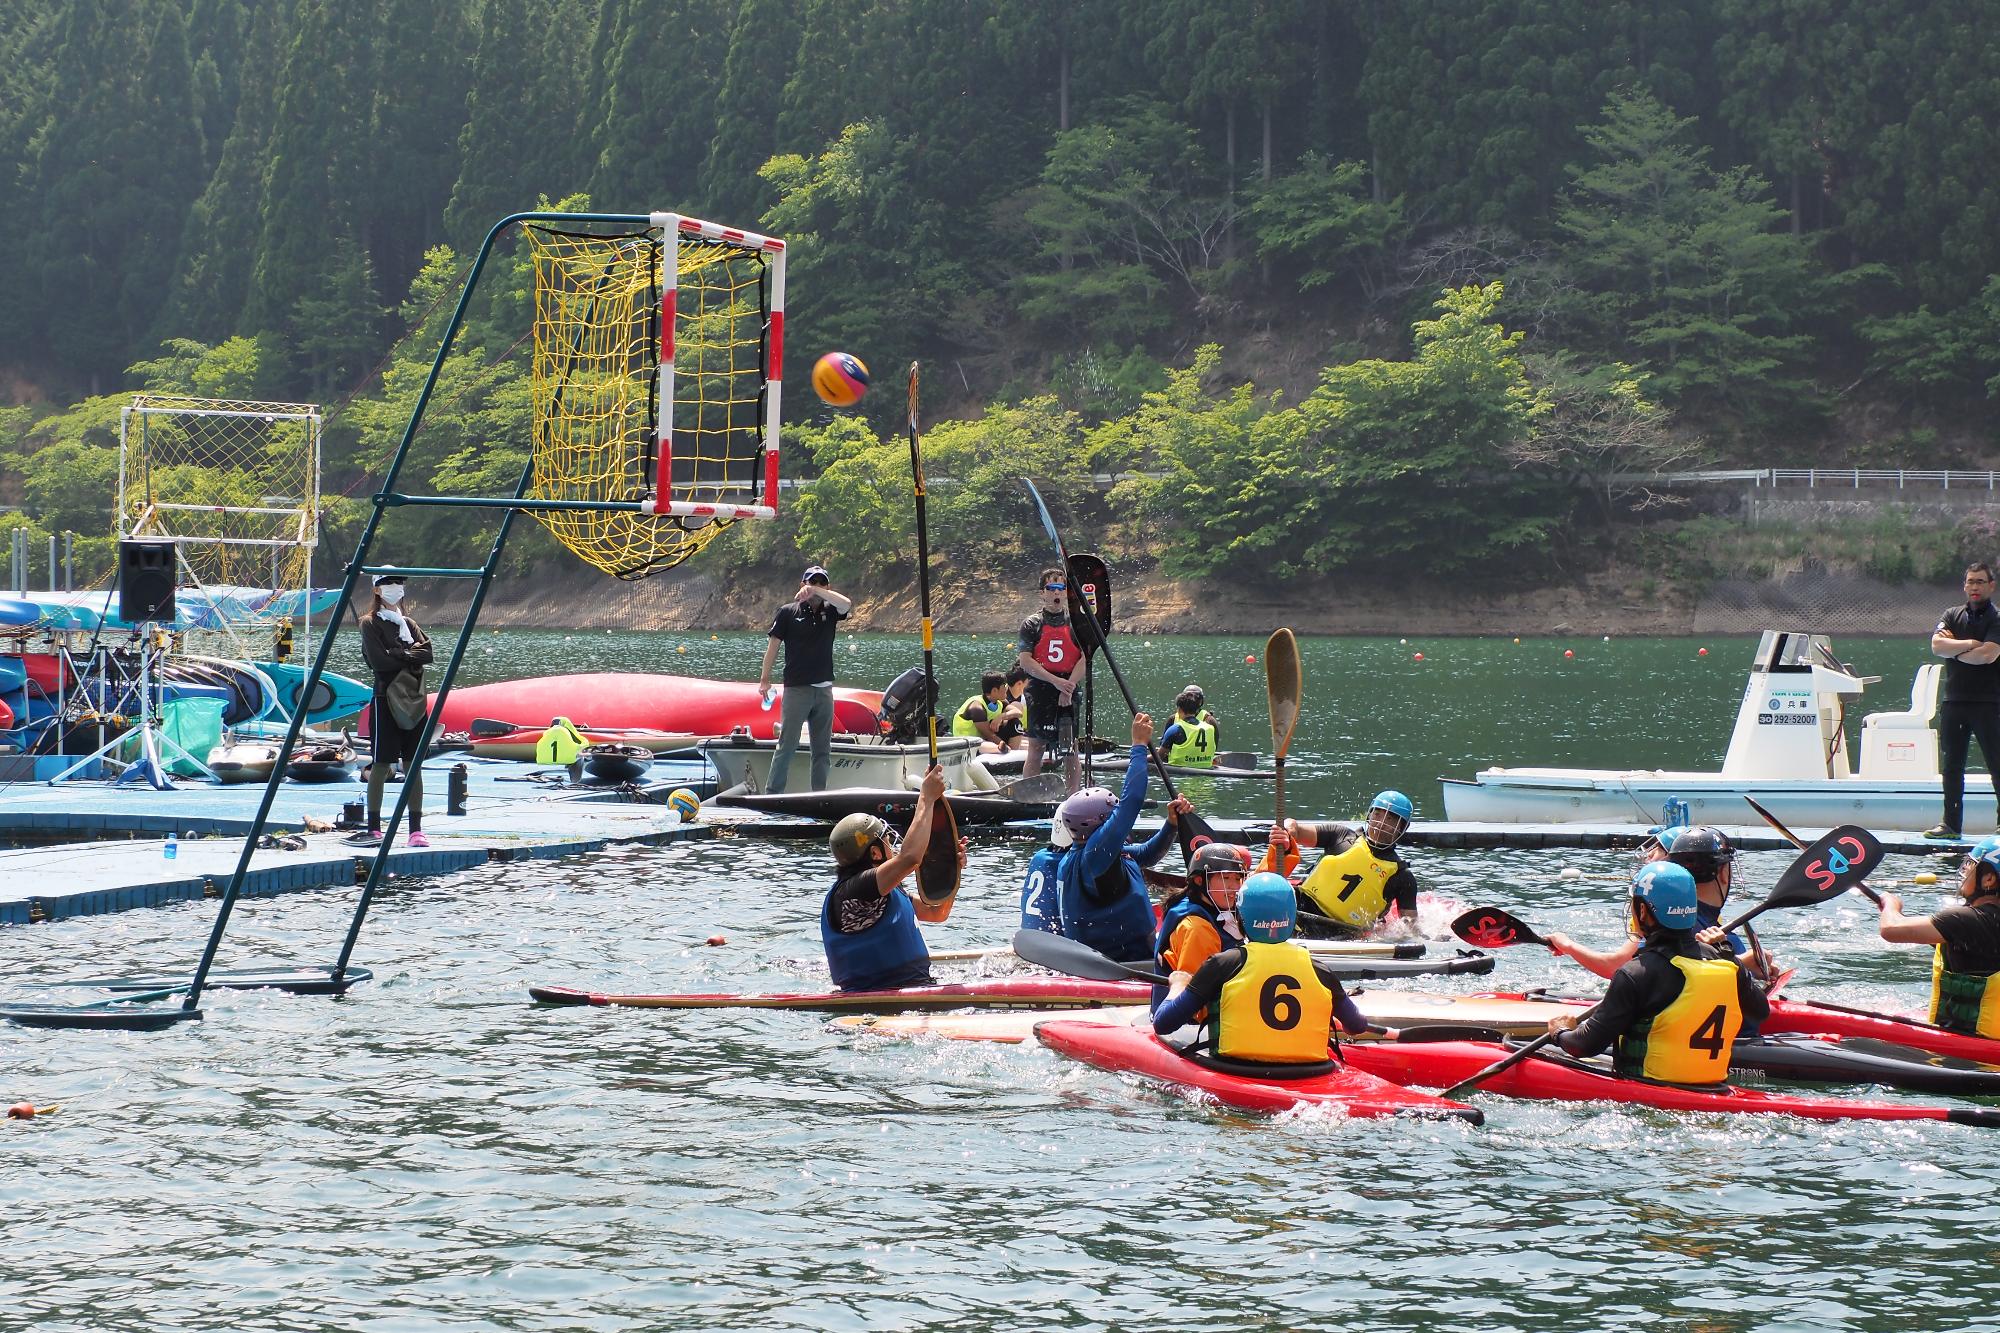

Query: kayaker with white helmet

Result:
[821,764,965,992]
[1152,872,1371,1063]
[1260,789,1422,936]
[1050,712,1176,963]
[1878,835,2000,1038]
[1545,862,1769,1084]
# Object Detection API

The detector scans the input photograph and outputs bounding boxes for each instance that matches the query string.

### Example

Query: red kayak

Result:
[1497,990,2000,1067]
[1342,1039,2000,1127]
[368,672,884,739]
[528,976,1148,1012]
[1034,1020,1485,1123]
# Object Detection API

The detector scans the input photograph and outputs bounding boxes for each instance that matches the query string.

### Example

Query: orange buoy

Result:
[1563,649,1575,659]
[706,934,727,947]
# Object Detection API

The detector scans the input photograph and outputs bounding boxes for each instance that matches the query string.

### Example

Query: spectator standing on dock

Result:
[1928,561,2000,839]
[758,564,852,793]
[355,571,433,848]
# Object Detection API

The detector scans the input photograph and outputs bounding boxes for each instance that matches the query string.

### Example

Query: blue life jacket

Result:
[822,878,930,992]
[1019,844,1064,933]
[1151,895,1239,1009]
[1056,848,1155,964]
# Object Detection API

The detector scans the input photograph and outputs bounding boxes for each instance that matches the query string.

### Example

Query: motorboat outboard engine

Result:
[876,666,938,744]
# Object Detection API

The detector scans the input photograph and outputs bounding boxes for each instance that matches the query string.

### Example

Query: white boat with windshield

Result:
[1439,630,1987,832]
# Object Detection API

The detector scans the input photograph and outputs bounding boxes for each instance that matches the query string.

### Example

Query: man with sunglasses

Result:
[1017,566,1086,789]
[1878,836,2000,1038]
[1928,561,2000,840]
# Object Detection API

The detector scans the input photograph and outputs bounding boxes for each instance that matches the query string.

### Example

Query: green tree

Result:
[1547,90,1823,422]
[1248,153,1404,295]
[444,0,586,246]
[585,0,730,216]
[700,0,802,221]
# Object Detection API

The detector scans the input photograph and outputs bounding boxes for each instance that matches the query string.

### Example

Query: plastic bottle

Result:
[164,832,178,861]
[761,689,774,712]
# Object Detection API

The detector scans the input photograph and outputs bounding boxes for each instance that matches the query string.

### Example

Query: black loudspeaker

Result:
[118,539,176,623]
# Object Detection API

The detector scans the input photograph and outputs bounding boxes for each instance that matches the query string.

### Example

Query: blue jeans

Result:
[767,684,835,793]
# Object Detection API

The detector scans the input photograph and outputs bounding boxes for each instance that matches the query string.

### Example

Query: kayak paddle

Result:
[1743,795,1885,906]
[1011,928,1170,986]
[1721,823,1885,932]
[1449,906,1552,950]
[1265,627,1300,831]
[1437,1023,1580,1101]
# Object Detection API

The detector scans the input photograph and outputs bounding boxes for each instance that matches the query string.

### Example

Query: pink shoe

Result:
[407,831,431,848]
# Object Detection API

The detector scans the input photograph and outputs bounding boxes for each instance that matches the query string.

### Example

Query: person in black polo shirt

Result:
[757,564,853,793]
[1928,561,2000,839]
[1878,836,2000,1038]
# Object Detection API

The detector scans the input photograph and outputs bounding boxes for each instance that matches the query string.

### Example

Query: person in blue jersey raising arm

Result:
[1049,712,1181,963]
[1545,862,1769,1083]
[821,764,966,992]
[1152,873,1372,1063]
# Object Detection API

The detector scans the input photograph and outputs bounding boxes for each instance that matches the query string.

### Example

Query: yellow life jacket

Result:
[951,694,999,739]
[535,718,587,765]
[1616,955,1744,1084]
[1164,712,1217,767]
[1215,941,1333,1063]
[1297,838,1399,931]
[1931,946,2000,1038]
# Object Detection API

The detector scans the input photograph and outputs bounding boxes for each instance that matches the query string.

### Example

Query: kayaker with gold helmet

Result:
[1259,790,1421,936]
[1545,862,1769,1084]
[1152,872,1371,1065]
[821,764,964,992]
[1878,835,2000,1039]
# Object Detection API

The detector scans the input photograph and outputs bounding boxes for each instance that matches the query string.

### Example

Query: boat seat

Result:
[1858,664,1941,778]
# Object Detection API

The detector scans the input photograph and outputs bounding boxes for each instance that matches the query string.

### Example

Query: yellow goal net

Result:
[525,213,785,580]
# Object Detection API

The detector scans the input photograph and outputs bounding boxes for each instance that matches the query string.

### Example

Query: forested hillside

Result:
[3,0,1998,595]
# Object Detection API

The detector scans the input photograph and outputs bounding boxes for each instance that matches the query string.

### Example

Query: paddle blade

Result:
[1450,906,1550,950]
[470,718,520,738]
[914,800,961,923]
[1023,480,1070,566]
[1067,552,1111,648]
[1177,808,1219,867]
[1264,628,1301,761]
[1011,929,1165,985]
[1759,824,1887,916]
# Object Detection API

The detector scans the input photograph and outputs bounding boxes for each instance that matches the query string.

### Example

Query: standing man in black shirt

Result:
[1928,561,2000,839]
[757,564,853,793]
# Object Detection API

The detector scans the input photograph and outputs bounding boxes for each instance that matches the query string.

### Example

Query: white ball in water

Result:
[1400,638,1408,645]
[1558,867,1583,880]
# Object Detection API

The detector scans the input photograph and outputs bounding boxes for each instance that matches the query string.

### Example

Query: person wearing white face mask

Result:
[355,571,434,847]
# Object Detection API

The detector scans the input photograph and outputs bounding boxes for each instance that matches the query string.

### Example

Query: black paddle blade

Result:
[1068,552,1112,645]
[1011,928,1165,985]
[470,717,520,738]
[1450,906,1550,950]
[915,799,960,917]
[1764,824,1886,912]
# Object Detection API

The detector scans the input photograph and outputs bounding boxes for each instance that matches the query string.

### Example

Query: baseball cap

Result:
[371,570,407,586]
[802,565,829,584]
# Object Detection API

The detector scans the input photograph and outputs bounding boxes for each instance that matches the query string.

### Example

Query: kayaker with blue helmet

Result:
[1051,713,1177,962]
[1878,834,2000,1038]
[1153,842,1253,1008]
[821,764,965,992]
[1152,872,1371,1063]
[1549,827,1778,993]
[1545,862,1769,1084]
[1259,790,1422,936]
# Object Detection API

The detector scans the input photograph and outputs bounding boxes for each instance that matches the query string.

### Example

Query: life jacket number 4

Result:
[1618,955,1744,1084]
[1215,942,1333,1064]
[1931,947,2000,1039]
[1165,715,1216,767]
[1297,839,1398,931]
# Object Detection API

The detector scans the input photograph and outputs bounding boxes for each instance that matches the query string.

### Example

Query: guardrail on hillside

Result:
[1610,468,2000,490]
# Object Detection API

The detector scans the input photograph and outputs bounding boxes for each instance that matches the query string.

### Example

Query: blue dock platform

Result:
[0,755,719,925]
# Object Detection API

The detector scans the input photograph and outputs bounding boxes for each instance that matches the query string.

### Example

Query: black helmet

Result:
[1187,843,1252,900]
[1668,826,1736,882]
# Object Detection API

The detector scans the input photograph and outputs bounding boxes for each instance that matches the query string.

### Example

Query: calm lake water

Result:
[5,631,1990,1331]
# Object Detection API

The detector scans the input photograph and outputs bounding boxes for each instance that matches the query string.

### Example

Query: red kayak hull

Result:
[368,672,884,740]
[528,976,1148,1012]
[1484,990,2000,1067]
[1034,1020,1484,1123]
[1341,1039,2000,1126]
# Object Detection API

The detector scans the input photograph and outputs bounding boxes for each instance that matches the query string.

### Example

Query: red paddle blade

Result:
[1450,907,1548,950]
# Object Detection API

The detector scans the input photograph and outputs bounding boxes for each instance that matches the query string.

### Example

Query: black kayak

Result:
[716,787,1059,825]
[1325,951,1493,981]
[1730,1034,2000,1097]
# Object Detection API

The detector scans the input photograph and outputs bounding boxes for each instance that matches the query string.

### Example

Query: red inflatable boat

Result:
[370,672,886,740]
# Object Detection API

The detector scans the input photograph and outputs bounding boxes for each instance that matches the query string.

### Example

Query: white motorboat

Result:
[1440,630,1991,833]
[699,731,1000,795]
